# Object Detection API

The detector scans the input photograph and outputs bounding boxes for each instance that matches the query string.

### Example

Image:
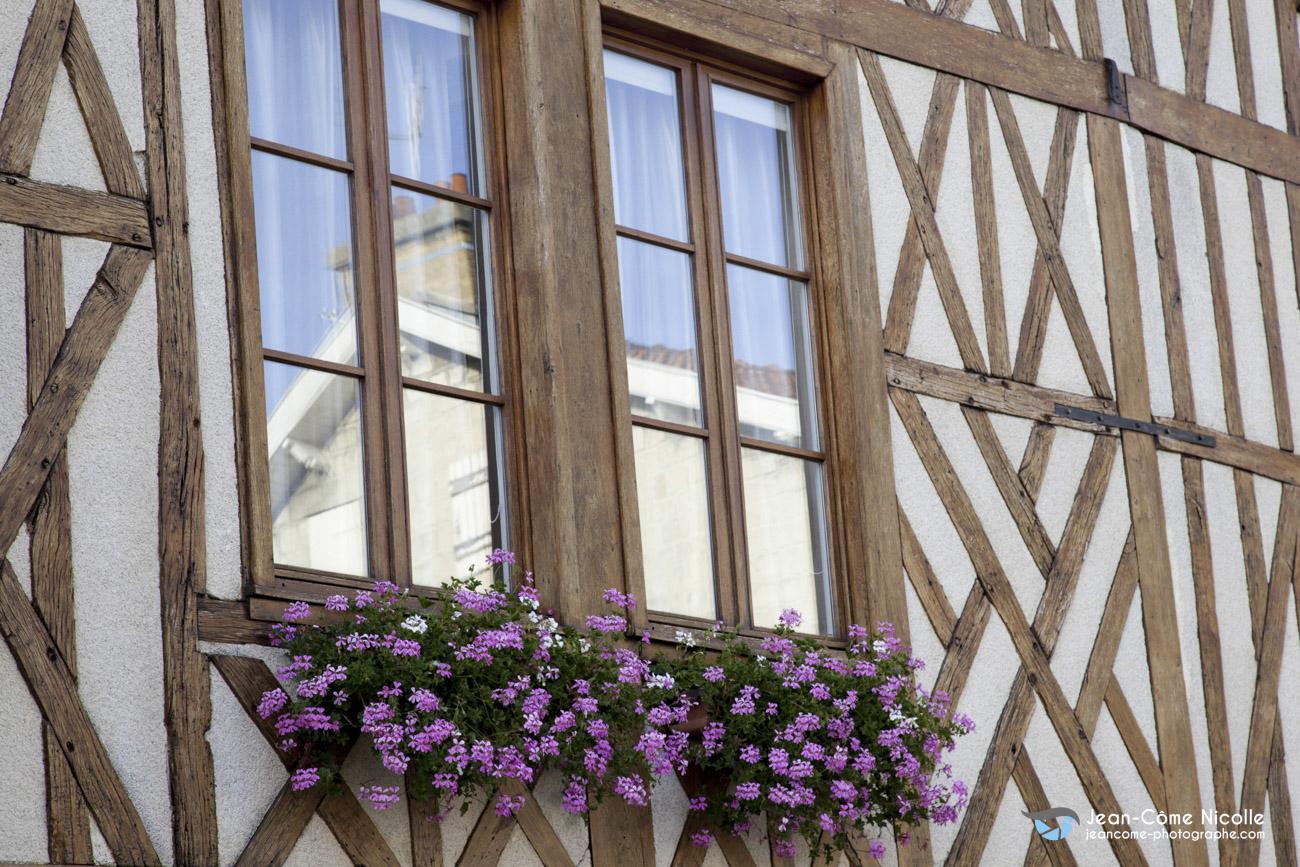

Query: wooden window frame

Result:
[210,0,526,601]
[599,29,854,640]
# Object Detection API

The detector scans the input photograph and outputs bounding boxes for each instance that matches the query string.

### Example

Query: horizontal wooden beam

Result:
[887,353,1300,486]
[0,174,151,246]
[671,0,1300,184]
[196,598,272,646]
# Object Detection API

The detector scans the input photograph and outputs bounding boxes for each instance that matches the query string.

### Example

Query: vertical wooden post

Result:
[138,0,219,860]
[494,0,629,623]
[1087,113,1207,867]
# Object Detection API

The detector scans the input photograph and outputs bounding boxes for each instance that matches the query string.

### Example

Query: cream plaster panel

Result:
[1050,0,1080,56]
[904,577,945,696]
[206,647,288,866]
[68,261,172,864]
[986,86,1041,371]
[1201,459,1256,784]
[1148,0,1186,92]
[1044,114,1113,397]
[0,223,27,472]
[1023,703,1124,865]
[1262,175,1300,444]
[1254,475,1282,570]
[1205,0,1242,115]
[534,768,592,864]
[917,395,1044,619]
[1096,0,1134,74]
[74,0,146,152]
[973,765,1031,863]
[441,793,490,865]
[340,747,414,867]
[1110,586,1158,745]
[176,0,245,601]
[0,618,46,863]
[1006,92,1057,194]
[651,771,690,867]
[878,55,936,154]
[889,386,979,608]
[927,614,1022,860]
[1034,425,1096,543]
[283,814,353,867]
[1165,143,1227,431]
[1279,592,1300,857]
[30,65,106,192]
[1123,124,1175,419]
[932,80,988,365]
[859,64,909,327]
[1090,709,1166,864]
[987,412,1032,475]
[908,262,967,369]
[1157,451,1219,852]
[1246,0,1288,132]
[500,825,546,867]
[63,237,110,320]
[90,815,112,865]
[961,0,1002,35]
[1213,159,1279,446]
[0,0,33,91]
[1047,447,1128,704]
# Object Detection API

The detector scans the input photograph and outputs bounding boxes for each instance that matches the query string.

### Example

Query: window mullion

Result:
[691,64,752,630]
[343,0,405,584]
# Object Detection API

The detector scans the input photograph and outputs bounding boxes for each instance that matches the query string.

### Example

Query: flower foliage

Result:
[261,555,971,860]
[650,609,972,861]
[262,554,651,817]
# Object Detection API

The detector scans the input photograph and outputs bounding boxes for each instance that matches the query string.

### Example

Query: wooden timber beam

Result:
[0,174,150,246]
[138,0,220,858]
[0,0,75,175]
[1089,112,1207,866]
[0,560,162,865]
[600,0,1300,185]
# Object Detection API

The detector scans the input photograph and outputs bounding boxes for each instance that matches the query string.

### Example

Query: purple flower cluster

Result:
[259,560,970,863]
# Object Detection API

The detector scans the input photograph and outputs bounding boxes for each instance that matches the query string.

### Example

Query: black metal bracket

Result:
[1054,404,1216,447]
[1103,58,1126,109]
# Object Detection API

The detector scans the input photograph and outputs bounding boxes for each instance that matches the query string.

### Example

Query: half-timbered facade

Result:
[2,0,1300,864]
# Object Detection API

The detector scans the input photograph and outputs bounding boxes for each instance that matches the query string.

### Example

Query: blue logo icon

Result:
[1022,807,1080,840]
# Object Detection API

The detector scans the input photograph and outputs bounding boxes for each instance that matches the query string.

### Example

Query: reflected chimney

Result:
[452,173,468,194]
[393,194,416,218]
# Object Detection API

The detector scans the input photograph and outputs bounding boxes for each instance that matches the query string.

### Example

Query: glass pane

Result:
[264,360,368,575]
[727,265,817,448]
[381,0,481,195]
[253,152,358,364]
[243,0,347,159]
[712,84,802,268]
[618,237,702,427]
[633,425,716,620]
[393,189,493,392]
[604,51,689,242]
[405,390,504,586]
[741,448,830,635]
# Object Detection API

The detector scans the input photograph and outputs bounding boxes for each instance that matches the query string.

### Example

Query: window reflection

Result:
[265,360,368,575]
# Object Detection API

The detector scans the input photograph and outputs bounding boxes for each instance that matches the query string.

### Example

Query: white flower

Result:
[528,611,542,624]
[400,615,428,634]
[675,630,697,648]
[578,638,591,653]
[646,673,676,690]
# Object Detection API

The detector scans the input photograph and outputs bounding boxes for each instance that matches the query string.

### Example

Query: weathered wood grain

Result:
[0,559,161,865]
[861,49,986,374]
[458,797,516,867]
[25,228,93,865]
[0,174,150,246]
[891,390,1143,865]
[0,0,74,175]
[1103,679,1168,813]
[408,772,444,867]
[0,243,150,555]
[1089,112,1207,865]
[964,80,1010,377]
[501,779,573,867]
[1245,169,1293,451]
[1142,135,1196,423]
[1074,527,1136,731]
[62,4,144,199]
[139,0,218,856]
[1018,423,1056,500]
[812,39,910,637]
